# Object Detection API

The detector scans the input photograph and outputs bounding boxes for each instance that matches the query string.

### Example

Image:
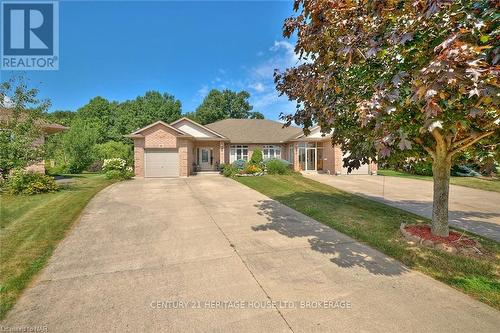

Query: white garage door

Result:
[145,149,179,178]
[341,151,369,175]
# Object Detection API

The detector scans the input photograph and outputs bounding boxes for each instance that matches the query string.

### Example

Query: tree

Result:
[60,117,101,173]
[250,148,263,165]
[92,141,132,163]
[76,97,119,142]
[44,110,75,126]
[249,111,265,119]
[275,0,499,237]
[194,89,257,124]
[114,91,182,137]
[0,77,49,177]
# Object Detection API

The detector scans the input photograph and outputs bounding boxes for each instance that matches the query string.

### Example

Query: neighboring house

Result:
[126,117,377,178]
[0,107,68,174]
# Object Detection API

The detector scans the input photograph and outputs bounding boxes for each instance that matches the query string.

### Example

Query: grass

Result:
[236,174,500,309]
[377,169,500,193]
[0,174,116,319]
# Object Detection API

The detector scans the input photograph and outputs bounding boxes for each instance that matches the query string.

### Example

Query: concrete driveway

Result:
[3,176,499,332]
[305,173,500,242]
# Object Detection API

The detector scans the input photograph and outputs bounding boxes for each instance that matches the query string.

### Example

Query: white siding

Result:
[173,119,217,138]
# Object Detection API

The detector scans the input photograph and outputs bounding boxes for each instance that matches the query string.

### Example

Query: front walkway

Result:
[2,177,499,332]
[305,173,500,242]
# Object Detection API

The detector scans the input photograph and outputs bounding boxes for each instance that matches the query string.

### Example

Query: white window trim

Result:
[288,145,294,162]
[230,145,248,163]
[263,145,281,160]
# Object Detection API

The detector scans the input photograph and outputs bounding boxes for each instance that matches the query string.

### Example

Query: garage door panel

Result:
[341,151,369,175]
[145,149,179,177]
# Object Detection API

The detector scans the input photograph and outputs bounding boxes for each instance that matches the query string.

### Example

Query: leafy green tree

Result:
[275,0,499,236]
[61,118,101,173]
[250,148,263,165]
[44,110,75,126]
[249,111,265,119]
[114,91,182,137]
[76,97,119,142]
[0,78,49,177]
[92,141,132,163]
[194,89,256,124]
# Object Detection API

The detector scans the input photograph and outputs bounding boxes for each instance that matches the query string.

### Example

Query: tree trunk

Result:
[431,151,452,237]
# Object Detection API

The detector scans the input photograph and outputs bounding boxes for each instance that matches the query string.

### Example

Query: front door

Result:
[306,147,316,171]
[199,148,212,170]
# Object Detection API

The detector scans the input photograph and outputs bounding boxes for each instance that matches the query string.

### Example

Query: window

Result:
[201,150,209,163]
[288,145,294,162]
[230,145,248,163]
[263,145,281,160]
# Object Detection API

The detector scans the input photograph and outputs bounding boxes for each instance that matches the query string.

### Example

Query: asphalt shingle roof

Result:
[205,118,302,143]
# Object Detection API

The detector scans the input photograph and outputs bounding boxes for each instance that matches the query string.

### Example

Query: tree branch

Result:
[423,146,436,159]
[431,128,447,152]
[450,130,496,156]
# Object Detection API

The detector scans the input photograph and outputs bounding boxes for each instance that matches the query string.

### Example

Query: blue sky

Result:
[1,0,299,120]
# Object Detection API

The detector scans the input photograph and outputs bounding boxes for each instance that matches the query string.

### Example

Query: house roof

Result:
[170,117,227,139]
[205,119,302,143]
[289,125,333,141]
[124,120,192,138]
[0,107,68,134]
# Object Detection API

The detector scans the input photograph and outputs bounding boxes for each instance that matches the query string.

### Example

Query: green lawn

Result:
[236,174,500,309]
[377,169,500,193]
[0,174,116,319]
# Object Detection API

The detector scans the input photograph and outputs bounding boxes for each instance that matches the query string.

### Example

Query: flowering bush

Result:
[3,169,59,195]
[102,158,127,172]
[244,164,262,175]
[102,158,133,180]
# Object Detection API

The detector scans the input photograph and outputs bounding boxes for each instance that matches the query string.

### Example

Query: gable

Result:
[307,127,330,138]
[294,126,333,139]
[171,119,218,138]
[142,124,178,148]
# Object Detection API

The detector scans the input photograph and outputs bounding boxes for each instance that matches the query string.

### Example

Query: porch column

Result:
[333,145,343,175]
[220,142,225,164]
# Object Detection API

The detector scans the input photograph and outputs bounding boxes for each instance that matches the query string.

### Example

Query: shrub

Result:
[451,165,481,177]
[86,160,103,173]
[4,170,59,195]
[45,163,68,176]
[92,141,132,166]
[222,164,238,177]
[105,167,133,180]
[102,158,133,180]
[266,158,291,175]
[410,160,433,176]
[102,158,127,172]
[232,159,247,170]
[250,149,263,166]
[244,164,262,175]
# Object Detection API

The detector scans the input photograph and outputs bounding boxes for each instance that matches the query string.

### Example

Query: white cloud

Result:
[270,40,300,65]
[197,85,209,97]
[1,96,14,108]
[193,40,301,120]
[249,82,265,92]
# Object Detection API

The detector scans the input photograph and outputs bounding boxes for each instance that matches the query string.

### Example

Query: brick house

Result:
[126,117,377,178]
[0,107,68,174]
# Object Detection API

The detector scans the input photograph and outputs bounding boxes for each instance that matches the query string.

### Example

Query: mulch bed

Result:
[400,223,482,255]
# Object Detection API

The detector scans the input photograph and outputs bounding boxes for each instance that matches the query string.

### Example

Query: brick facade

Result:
[129,121,377,178]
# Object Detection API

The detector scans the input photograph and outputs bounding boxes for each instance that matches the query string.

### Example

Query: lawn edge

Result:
[0,176,119,320]
[233,175,500,310]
